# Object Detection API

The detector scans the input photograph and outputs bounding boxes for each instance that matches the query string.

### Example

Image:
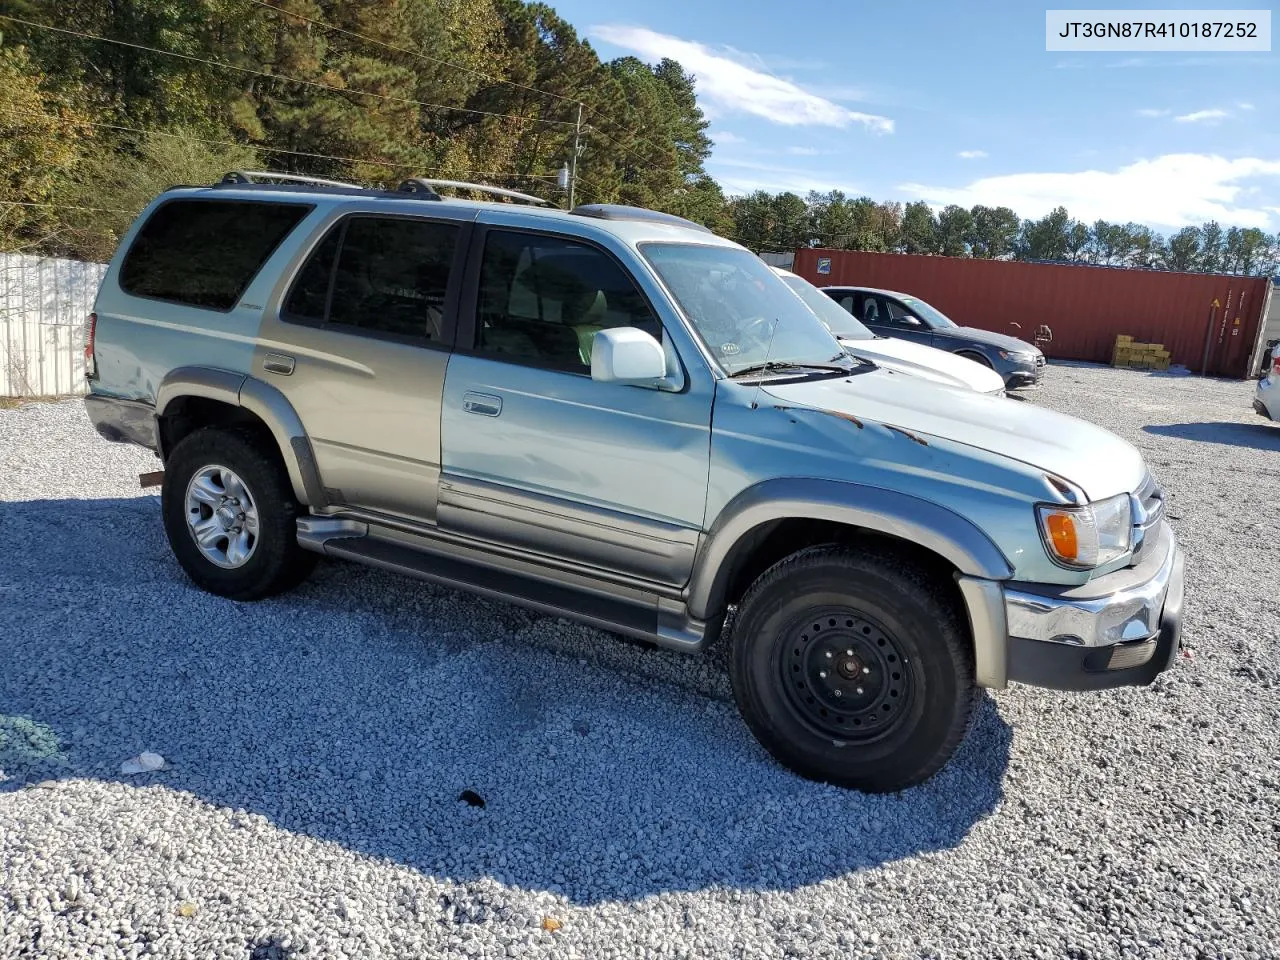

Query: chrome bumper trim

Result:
[1004,533,1181,647]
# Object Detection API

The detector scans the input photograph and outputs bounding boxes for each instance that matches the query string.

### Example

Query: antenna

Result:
[750,317,781,411]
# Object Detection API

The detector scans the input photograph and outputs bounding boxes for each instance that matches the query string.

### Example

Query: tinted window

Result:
[476,231,660,370]
[283,229,340,324]
[121,200,309,310]
[282,216,460,340]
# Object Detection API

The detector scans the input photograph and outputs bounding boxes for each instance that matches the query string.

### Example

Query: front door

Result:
[255,212,471,522]
[438,228,712,587]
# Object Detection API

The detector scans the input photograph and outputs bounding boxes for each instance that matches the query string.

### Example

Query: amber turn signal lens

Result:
[1043,511,1078,562]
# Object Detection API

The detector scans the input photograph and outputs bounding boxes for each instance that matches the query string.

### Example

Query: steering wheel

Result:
[739,315,776,348]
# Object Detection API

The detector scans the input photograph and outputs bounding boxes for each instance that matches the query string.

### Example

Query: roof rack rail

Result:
[397,178,551,206]
[568,203,713,234]
[220,170,364,189]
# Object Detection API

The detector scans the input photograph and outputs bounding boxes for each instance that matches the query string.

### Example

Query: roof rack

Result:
[215,171,551,207]
[221,170,363,189]
[568,204,712,234]
[397,178,551,206]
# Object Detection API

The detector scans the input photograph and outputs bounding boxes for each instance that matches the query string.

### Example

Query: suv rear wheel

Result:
[161,426,317,600]
[729,545,974,793]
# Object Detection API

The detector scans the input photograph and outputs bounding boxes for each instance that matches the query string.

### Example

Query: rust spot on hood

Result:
[884,424,929,446]
[772,404,865,429]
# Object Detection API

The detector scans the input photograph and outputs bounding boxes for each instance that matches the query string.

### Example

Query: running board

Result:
[295,517,708,653]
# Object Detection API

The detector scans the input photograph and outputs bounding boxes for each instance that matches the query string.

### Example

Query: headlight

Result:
[1036,493,1132,569]
[998,349,1036,362]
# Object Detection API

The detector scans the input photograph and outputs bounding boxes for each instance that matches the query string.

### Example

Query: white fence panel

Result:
[0,253,108,397]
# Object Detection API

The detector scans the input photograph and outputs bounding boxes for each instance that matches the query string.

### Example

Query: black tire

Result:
[955,349,994,369]
[729,545,975,793]
[161,426,317,601]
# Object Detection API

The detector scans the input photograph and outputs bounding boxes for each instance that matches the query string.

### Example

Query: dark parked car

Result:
[821,286,1046,389]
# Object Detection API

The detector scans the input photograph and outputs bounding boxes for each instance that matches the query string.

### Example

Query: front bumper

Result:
[1001,525,1184,691]
[1255,377,1276,420]
[1001,355,1046,390]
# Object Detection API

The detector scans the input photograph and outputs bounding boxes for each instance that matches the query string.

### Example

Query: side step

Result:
[298,518,708,653]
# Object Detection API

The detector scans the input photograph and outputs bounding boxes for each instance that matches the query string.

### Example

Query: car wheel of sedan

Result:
[729,545,975,793]
[161,426,317,601]
[956,349,994,369]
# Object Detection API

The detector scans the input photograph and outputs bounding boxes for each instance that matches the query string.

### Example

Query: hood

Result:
[936,326,1040,354]
[763,371,1146,501]
[841,336,1005,394]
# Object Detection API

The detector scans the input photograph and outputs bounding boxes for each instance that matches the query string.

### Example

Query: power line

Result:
[246,0,585,107]
[0,13,578,130]
[0,106,559,183]
[1,200,133,214]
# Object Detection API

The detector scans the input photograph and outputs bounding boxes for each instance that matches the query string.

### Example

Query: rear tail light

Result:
[84,312,98,380]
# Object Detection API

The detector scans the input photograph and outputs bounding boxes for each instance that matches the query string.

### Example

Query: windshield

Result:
[900,296,958,329]
[641,244,846,374]
[779,274,874,341]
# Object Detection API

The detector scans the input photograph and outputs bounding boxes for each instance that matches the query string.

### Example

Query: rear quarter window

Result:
[119,199,311,310]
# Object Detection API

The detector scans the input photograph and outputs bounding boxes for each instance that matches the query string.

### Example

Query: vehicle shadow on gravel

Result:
[0,496,1012,905]
[1143,421,1280,450]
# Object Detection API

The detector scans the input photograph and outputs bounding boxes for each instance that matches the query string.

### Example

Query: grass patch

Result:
[0,395,66,410]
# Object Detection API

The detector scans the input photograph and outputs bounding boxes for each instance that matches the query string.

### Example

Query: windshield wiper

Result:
[730,359,856,379]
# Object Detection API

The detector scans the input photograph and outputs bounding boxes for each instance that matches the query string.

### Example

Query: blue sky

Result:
[550,0,1280,231]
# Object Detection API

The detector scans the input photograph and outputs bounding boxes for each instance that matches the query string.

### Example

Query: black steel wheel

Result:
[730,545,975,793]
[780,606,914,743]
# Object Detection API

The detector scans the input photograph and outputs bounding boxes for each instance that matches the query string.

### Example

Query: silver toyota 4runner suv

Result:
[84,173,1185,793]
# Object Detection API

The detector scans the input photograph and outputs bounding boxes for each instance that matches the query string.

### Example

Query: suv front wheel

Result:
[161,426,317,601]
[730,545,975,793]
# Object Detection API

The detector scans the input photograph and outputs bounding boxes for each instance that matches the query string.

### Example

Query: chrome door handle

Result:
[462,392,502,417]
[263,353,295,375]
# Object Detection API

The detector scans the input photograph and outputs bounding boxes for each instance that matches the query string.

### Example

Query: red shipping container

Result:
[794,249,1272,379]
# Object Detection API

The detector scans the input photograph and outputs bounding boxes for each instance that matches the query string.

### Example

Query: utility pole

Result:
[568,101,583,210]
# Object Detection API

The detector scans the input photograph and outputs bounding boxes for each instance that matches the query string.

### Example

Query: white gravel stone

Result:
[2,370,1279,959]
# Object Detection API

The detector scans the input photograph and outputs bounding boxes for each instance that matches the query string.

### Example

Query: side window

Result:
[885,300,916,327]
[475,230,661,371]
[838,294,856,313]
[884,299,919,328]
[121,199,310,310]
[282,216,460,341]
[860,294,883,325]
[283,229,340,324]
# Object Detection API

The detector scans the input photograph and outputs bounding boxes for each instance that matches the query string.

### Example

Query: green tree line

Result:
[0,0,725,259]
[726,191,1280,277]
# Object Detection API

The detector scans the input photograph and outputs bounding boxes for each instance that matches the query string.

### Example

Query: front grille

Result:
[1130,472,1165,564]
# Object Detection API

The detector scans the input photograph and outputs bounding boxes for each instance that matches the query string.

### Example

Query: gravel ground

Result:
[2,366,1279,960]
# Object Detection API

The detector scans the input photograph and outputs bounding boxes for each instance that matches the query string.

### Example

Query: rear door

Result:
[255,211,471,522]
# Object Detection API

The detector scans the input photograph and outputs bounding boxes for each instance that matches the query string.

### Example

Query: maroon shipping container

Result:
[793,249,1273,379]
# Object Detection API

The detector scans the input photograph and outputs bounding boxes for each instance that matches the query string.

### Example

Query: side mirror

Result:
[591,327,667,384]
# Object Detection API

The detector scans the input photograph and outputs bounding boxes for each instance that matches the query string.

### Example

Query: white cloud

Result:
[1239,102,1256,111]
[957,150,987,160]
[590,24,894,133]
[786,146,823,156]
[709,157,863,196]
[711,130,746,145]
[1136,108,1171,117]
[1175,108,1230,124]
[900,154,1280,229]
